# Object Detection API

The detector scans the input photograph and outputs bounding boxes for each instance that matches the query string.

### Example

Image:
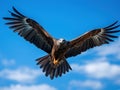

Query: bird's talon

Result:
[53,59,58,65]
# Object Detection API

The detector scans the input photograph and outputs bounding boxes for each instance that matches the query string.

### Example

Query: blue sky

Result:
[0,0,120,90]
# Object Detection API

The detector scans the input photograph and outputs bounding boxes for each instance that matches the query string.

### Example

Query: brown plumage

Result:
[3,7,120,79]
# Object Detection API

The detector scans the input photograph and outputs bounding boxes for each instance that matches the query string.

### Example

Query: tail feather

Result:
[50,68,55,79]
[36,55,49,65]
[36,55,72,79]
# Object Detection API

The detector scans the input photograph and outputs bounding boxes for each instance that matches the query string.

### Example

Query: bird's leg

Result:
[53,59,59,65]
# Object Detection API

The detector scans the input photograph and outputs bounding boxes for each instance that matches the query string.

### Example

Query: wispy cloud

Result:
[1,59,15,66]
[69,80,102,90]
[0,84,57,90]
[0,67,43,83]
[94,38,120,59]
[115,79,120,85]
[71,61,120,79]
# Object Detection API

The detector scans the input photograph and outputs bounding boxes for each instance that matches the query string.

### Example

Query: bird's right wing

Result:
[3,7,54,53]
[65,21,120,58]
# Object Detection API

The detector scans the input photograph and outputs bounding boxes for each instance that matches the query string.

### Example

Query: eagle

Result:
[3,7,120,79]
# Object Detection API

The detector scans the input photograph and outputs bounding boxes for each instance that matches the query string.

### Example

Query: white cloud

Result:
[69,80,102,90]
[115,79,120,85]
[71,61,120,79]
[0,84,57,90]
[94,38,120,59]
[0,67,43,83]
[1,59,15,66]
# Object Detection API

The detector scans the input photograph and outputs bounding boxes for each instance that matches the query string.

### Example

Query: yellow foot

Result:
[53,59,58,65]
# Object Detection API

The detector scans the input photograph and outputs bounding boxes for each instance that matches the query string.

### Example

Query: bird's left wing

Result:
[3,7,54,53]
[65,21,120,58]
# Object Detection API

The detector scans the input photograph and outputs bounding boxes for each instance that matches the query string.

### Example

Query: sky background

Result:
[0,0,120,90]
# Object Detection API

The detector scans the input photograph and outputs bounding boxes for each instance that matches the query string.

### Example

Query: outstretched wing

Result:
[3,7,54,53]
[65,21,120,58]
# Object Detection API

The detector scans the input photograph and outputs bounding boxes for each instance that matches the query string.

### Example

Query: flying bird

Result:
[3,7,120,79]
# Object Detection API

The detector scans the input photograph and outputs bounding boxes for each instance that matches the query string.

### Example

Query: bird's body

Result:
[52,39,69,63]
[3,7,120,79]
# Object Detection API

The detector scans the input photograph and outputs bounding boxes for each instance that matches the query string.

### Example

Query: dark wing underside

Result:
[3,7,54,53]
[65,21,120,58]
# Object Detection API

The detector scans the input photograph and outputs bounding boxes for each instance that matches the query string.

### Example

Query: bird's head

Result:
[56,38,66,46]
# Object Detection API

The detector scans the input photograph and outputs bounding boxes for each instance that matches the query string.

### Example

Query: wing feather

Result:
[3,7,54,53]
[65,21,120,58]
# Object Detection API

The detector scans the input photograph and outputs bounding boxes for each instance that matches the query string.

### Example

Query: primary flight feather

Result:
[3,7,120,79]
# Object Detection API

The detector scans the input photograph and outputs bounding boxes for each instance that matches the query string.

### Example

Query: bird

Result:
[3,7,120,80]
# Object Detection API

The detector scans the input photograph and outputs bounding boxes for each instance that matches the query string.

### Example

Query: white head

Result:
[56,38,66,46]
